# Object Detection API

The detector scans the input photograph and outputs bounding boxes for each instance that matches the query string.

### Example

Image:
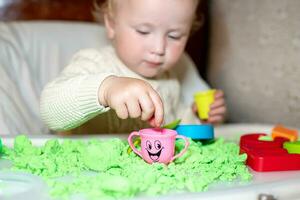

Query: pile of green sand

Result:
[1,135,252,199]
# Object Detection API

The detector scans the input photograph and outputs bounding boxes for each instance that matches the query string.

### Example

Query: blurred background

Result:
[0,0,209,76]
[0,0,299,135]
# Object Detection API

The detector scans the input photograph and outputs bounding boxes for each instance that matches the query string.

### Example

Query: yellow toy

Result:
[194,89,216,120]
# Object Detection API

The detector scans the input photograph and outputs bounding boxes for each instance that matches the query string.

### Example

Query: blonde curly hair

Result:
[93,0,203,32]
[93,0,116,23]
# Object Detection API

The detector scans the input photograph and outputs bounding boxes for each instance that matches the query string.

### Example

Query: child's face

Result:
[105,0,198,78]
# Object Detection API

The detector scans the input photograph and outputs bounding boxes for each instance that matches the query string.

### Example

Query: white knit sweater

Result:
[40,46,209,134]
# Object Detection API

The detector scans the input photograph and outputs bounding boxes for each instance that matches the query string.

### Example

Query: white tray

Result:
[1,124,300,200]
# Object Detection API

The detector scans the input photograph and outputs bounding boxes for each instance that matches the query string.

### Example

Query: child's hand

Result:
[192,90,226,124]
[98,76,164,127]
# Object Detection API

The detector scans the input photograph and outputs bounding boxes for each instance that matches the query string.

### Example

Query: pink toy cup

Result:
[128,128,190,164]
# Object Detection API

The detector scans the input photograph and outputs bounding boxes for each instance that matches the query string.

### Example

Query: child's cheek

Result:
[167,46,185,69]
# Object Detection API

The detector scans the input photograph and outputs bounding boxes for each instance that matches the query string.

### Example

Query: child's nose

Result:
[150,37,166,56]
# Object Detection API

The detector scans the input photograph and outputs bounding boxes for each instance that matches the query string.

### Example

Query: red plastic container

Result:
[240,133,300,172]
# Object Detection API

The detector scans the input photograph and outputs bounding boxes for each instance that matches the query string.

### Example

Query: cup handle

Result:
[170,135,190,162]
[128,131,142,157]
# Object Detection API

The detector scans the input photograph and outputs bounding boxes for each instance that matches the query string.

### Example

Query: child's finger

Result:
[207,115,223,124]
[148,116,157,127]
[214,90,224,98]
[148,91,164,127]
[126,98,141,118]
[139,94,155,121]
[200,119,209,124]
[192,102,197,113]
[209,106,226,116]
[210,98,225,109]
[115,103,129,119]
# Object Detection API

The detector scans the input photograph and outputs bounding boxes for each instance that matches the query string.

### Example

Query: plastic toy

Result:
[175,124,214,140]
[128,128,189,164]
[127,119,182,154]
[194,89,216,120]
[240,133,300,172]
[284,141,300,154]
[258,135,273,141]
[271,124,298,142]
[163,119,181,129]
[240,133,287,150]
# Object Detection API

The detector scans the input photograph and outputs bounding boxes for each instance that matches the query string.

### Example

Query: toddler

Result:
[40,0,226,134]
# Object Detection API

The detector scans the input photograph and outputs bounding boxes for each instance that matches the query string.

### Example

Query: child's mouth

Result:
[145,61,162,68]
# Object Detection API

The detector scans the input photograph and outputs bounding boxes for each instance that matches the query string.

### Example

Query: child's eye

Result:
[168,34,181,40]
[136,30,150,35]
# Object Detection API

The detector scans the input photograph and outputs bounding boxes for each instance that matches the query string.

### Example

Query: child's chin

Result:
[140,70,164,79]
[142,73,160,79]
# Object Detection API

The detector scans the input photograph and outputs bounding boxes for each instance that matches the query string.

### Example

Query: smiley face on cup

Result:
[128,128,189,164]
[145,139,164,162]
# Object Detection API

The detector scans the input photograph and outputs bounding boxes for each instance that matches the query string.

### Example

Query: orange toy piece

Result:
[271,125,298,142]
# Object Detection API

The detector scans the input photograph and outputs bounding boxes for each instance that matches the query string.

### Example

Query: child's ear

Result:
[104,13,115,39]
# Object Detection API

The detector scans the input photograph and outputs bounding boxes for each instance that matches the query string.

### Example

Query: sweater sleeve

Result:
[39,49,115,131]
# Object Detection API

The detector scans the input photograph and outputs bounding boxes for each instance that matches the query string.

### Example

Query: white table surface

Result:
[1,123,300,200]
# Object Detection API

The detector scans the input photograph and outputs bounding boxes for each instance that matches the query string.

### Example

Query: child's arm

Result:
[40,48,164,131]
[40,49,115,131]
[98,76,164,127]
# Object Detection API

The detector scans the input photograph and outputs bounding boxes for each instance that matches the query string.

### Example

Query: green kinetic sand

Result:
[0,138,2,154]
[1,135,252,199]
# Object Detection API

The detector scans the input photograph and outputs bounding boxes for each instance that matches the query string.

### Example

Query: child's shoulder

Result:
[71,45,115,61]
[75,45,113,56]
